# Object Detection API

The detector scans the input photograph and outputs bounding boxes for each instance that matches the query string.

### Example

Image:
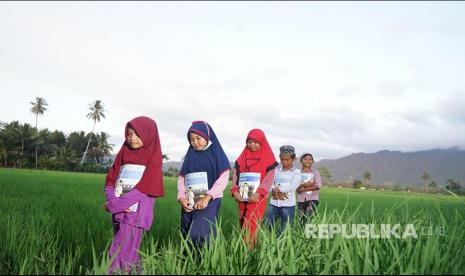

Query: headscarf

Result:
[235,129,278,181]
[179,121,231,189]
[105,116,164,197]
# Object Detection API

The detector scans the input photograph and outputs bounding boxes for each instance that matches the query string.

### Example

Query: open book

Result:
[185,172,209,208]
[115,164,146,212]
[301,172,314,195]
[239,172,261,202]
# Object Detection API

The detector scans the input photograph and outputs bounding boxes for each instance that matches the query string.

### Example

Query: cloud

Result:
[2,2,465,163]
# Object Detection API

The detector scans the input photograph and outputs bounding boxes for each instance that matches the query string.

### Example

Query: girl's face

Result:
[301,155,314,168]
[246,139,261,152]
[189,133,208,151]
[280,154,295,169]
[126,128,144,149]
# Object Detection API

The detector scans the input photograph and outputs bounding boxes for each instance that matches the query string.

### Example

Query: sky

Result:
[1,1,465,162]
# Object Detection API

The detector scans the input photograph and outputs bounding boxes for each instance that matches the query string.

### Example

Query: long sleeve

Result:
[105,187,149,214]
[279,171,302,193]
[206,170,230,199]
[177,175,186,201]
[314,170,322,190]
[257,169,276,197]
[230,168,239,195]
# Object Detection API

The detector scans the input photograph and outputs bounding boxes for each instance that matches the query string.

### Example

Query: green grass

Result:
[0,168,464,275]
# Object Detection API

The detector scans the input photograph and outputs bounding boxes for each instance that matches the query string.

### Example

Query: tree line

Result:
[0,98,113,172]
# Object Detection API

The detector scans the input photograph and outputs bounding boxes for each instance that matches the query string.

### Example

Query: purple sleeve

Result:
[105,186,149,214]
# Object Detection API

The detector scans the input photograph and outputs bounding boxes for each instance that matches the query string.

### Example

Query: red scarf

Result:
[105,116,164,197]
[235,129,278,181]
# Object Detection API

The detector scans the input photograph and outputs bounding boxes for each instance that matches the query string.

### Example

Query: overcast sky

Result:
[1,2,465,161]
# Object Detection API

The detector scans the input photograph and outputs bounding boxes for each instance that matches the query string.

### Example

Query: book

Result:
[238,172,261,202]
[301,172,314,195]
[115,164,146,212]
[185,172,209,208]
[273,173,293,199]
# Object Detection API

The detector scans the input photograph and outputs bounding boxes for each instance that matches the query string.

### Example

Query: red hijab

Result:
[235,129,278,181]
[105,116,164,197]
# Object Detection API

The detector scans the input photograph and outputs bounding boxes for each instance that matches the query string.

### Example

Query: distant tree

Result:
[30,97,48,129]
[162,154,169,162]
[81,100,106,165]
[14,122,36,168]
[90,132,114,165]
[353,180,363,189]
[56,144,79,170]
[429,180,438,193]
[0,138,7,167]
[319,166,332,185]
[445,179,462,194]
[422,170,431,193]
[163,166,179,177]
[30,97,48,168]
[363,171,371,187]
[67,131,87,156]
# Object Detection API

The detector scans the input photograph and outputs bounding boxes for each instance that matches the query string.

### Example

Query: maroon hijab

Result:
[105,116,164,197]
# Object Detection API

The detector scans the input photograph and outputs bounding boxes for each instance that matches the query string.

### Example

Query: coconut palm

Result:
[93,132,114,165]
[0,138,8,167]
[81,100,106,165]
[422,170,431,193]
[30,97,48,168]
[30,97,48,129]
[363,171,372,187]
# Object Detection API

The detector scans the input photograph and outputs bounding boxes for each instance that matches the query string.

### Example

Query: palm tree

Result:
[319,166,332,185]
[56,144,79,169]
[81,100,106,165]
[422,170,431,193]
[30,97,48,168]
[363,171,371,187]
[93,132,114,165]
[0,139,8,167]
[30,97,48,129]
[12,122,36,168]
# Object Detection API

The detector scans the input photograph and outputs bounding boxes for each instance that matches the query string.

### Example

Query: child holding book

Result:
[296,152,322,225]
[266,145,302,234]
[177,121,231,247]
[104,116,164,274]
[231,129,278,247]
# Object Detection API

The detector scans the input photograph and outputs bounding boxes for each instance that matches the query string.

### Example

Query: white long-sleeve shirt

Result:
[269,166,302,207]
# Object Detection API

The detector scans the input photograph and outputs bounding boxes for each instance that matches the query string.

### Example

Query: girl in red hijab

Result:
[231,129,278,247]
[104,116,164,274]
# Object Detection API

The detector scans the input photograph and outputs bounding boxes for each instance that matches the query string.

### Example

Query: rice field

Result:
[0,168,464,275]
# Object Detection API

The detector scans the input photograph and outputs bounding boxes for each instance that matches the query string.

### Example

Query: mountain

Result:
[315,148,465,186]
[163,161,183,172]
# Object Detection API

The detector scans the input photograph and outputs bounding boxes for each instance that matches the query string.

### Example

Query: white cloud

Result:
[1,2,465,162]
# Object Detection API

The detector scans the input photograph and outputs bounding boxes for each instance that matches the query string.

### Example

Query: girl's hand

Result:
[194,195,213,210]
[248,193,260,204]
[233,192,243,203]
[124,209,132,213]
[179,198,194,213]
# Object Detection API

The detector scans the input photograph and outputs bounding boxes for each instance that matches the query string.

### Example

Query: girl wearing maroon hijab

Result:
[104,116,164,274]
[231,129,278,247]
